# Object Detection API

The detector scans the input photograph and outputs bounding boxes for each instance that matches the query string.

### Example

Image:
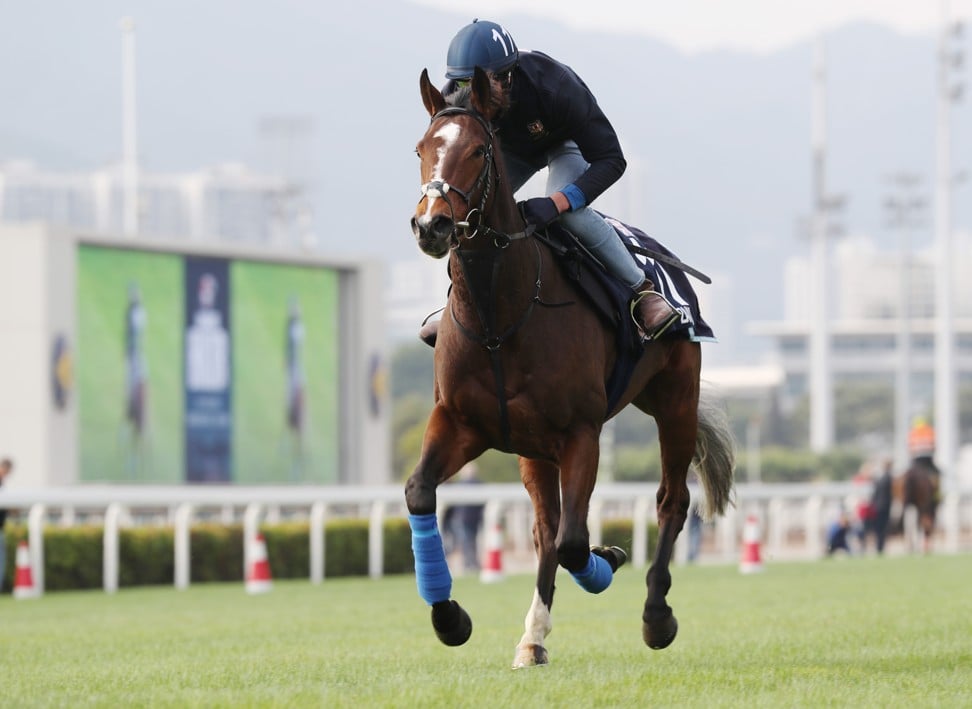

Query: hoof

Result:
[512,643,549,669]
[642,612,678,650]
[591,545,627,572]
[431,600,472,646]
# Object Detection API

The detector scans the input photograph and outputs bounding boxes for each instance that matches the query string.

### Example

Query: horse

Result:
[405,67,735,668]
[892,456,940,553]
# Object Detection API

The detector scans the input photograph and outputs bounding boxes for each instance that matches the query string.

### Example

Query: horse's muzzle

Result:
[411,214,454,258]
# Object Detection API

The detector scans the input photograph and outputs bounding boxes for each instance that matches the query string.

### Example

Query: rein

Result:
[420,105,555,449]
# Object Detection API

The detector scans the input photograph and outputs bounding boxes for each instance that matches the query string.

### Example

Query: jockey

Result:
[422,19,678,347]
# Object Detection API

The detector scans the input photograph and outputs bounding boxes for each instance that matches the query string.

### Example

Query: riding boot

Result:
[419,320,439,348]
[631,282,679,343]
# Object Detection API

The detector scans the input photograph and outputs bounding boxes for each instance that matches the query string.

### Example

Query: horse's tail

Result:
[693,389,736,520]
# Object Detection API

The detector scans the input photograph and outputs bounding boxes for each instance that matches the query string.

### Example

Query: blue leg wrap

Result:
[409,513,452,605]
[570,551,614,594]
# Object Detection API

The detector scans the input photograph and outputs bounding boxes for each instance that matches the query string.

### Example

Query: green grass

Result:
[1,555,970,707]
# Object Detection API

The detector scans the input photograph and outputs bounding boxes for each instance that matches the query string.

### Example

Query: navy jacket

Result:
[447,50,626,206]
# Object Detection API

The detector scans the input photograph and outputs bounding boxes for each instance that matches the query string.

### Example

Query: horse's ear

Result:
[469,66,493,119]
[420,69,446,117]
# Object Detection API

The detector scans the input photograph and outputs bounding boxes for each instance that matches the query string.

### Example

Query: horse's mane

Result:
[445,82,506,117]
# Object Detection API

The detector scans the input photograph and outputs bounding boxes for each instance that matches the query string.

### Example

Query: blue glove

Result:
[518,197,561,229]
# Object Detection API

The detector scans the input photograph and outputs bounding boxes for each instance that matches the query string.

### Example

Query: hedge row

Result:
[2,518,652,593]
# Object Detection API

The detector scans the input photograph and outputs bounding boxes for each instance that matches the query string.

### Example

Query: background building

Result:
[0,223,388,488]
[0,160,312,249]
[750,230,972,409]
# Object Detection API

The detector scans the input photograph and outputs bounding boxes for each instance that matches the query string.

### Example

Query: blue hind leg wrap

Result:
[409,513,452,605]
[570,551,614,594]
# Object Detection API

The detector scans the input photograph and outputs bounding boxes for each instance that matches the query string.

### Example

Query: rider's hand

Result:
[518,197,561,229]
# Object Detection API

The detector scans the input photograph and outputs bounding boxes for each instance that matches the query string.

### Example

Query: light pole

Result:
[884,173,926,470]
[934,1,964,491]
[808,37,845,453]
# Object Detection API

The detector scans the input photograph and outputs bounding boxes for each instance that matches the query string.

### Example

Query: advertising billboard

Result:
[77,245,340,484]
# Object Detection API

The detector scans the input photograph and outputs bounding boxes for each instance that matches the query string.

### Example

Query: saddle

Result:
[537,216,715,413]
[421,216,715,416]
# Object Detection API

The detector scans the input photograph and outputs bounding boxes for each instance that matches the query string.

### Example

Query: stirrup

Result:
[631,289,679,343]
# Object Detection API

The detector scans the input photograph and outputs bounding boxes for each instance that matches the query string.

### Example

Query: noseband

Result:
[418,106,530,249]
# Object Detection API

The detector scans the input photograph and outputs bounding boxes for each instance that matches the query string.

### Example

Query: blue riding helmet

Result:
[445,19,518,80]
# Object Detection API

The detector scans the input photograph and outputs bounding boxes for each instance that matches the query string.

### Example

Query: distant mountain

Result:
[1,2,968,363]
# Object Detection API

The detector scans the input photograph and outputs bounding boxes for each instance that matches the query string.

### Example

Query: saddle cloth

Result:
[601,214,715,343]
[544,214,715,414]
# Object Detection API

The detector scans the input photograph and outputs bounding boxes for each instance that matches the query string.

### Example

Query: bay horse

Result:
[405,67,735,668]
[893,456,940,553]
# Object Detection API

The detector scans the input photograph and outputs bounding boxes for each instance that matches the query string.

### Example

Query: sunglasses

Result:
[493,66,516,87]
[454,66,516,89]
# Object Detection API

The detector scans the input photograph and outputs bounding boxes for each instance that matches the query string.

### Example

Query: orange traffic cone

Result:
[739,514,764,574]
[13,541,38,599]
[246,533,273,594]
[480,522,504,583]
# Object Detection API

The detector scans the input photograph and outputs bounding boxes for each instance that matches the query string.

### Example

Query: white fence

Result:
[3,482,971,595]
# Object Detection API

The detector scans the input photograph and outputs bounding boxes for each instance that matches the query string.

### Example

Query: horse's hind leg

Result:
[637,343,700,650]
[404,405,484,647]
[513,458,560,669]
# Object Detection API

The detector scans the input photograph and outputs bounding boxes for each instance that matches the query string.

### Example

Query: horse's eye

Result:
[474,146,486,158]
[415,149,421,159]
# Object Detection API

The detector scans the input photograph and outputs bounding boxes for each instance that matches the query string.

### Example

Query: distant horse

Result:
[893,456,940,553]
[405,67,735,668]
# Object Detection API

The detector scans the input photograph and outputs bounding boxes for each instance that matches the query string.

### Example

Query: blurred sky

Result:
[415,0,972,54]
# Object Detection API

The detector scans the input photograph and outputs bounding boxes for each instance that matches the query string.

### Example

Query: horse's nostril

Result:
[431,215,454,238]
[410,216,420,237]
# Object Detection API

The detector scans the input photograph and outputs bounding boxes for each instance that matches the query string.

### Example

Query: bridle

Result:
[418,106,531,249]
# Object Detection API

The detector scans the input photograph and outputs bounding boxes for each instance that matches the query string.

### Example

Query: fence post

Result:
[27,504,46,596]
[717,504,738,562]
[174,503,193,590]
[310,501,326,584]
[767,497,785,558]
[368,501,386,579]
[103,503,122,594]
[941,492,959,553]
[509,502,531,557]
[632,496,651,569]
[805,495,823,558]
[588,499,603,548]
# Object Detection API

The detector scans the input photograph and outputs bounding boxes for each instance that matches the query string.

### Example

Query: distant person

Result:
[446,462,485,572]
[687,500,704,563]
[420,19,678,347]
[826,510,852,556]
[283,296,307,481]
[0,458,13,591]
[901,420,941,554]
[869,459,894,554]
[285,296,306,436]
[124,282,148,435]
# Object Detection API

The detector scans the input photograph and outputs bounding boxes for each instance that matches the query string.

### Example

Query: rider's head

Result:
[446,19,518,91]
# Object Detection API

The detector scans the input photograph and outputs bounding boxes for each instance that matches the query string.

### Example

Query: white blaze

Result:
[421,121,461,220]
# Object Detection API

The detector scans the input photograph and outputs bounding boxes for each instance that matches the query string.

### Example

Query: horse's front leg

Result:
[404,405,485,647]
[556,429,627,594]
[513,457,560,669]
